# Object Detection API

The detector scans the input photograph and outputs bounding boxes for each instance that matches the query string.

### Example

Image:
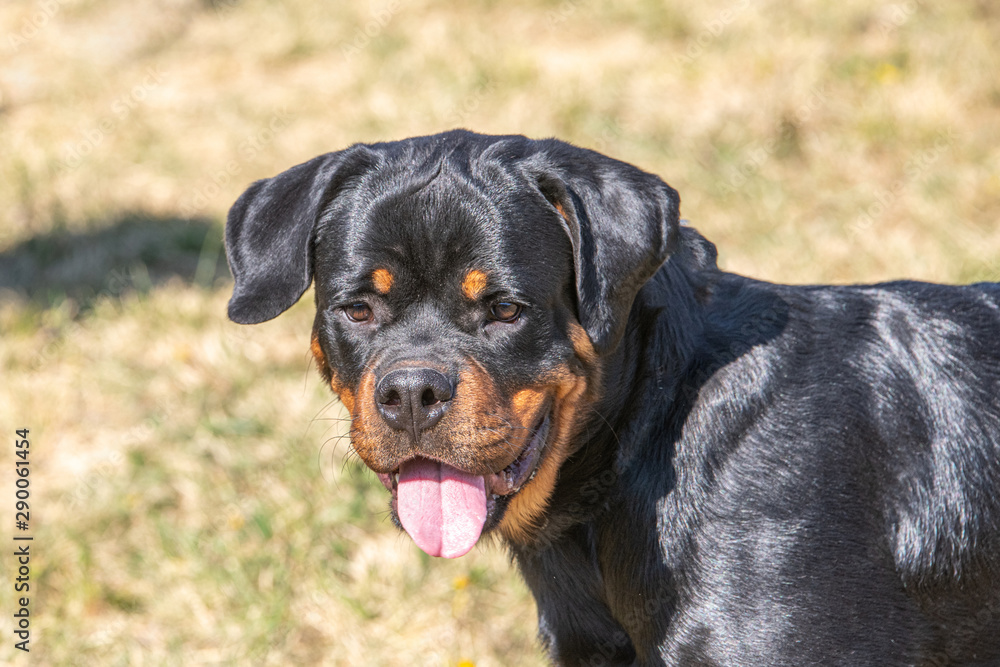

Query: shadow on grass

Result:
[0,213,231,314]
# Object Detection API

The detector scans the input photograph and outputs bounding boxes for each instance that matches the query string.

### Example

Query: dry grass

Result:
[1,0,998,664]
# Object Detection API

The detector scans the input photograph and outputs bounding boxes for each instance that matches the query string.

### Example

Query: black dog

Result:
[225,130,1000,666]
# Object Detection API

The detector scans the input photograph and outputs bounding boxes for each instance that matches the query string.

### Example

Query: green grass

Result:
[1,0,998,664]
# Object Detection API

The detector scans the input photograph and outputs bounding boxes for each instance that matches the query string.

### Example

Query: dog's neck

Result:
[508,226,722,661]
[613,225,720,444]
[512,226,721,550]
[588,224,720,469]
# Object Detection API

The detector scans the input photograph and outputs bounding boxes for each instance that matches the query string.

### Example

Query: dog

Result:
[224,130,1000,666]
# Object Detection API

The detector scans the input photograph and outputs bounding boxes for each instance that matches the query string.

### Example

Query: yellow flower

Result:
[875,62,899,84]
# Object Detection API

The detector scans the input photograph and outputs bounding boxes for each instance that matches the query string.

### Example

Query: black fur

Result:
[226,130,1000,666]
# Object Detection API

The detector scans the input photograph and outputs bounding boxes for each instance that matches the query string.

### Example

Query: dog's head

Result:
[225,130,680,556]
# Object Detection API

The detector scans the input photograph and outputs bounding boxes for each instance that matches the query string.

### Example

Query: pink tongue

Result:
[397,458,487,558]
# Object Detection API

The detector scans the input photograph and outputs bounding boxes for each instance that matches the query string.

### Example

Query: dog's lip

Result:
[375,412,551,498]
[484,413,550,496]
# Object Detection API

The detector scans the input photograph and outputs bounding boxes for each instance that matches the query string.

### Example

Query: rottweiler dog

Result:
[225,130,1000,666]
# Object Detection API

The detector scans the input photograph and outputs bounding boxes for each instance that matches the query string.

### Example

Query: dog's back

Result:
[639,269,1000,664]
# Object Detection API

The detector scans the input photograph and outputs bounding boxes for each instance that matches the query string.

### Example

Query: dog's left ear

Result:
[527,141,680,354]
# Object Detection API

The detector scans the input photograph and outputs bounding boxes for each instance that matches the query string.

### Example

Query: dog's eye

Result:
[490,302,522,323]
[344,303,373,323]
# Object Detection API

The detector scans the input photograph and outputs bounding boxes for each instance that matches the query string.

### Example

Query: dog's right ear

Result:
[225,149,373,324]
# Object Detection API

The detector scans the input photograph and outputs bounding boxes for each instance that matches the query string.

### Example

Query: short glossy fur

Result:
[225,130,1000,666]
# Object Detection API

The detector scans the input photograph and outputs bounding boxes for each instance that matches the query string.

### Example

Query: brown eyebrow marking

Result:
[462,269,489,300]
[372,268,394,294]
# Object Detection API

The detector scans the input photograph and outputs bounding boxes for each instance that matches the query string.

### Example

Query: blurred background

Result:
[0,0,998,664]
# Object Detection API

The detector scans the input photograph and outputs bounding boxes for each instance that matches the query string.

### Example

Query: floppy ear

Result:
[225,149,370,324]
[528,142,681,354]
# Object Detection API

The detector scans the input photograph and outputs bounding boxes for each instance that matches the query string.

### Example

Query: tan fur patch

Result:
[448,365,512,466]
[499,318,603,544]
[312,331,355,412]
[326,307,602,543]
[453,366,497,423]
[336,385,356,414]
[461,269,489,300]
[567,320,598,368]
[498,372,585,543]
[372,268,394,294]
[511,388,547,423]
[553,201,569,221]
[349,360,529,474]
[310,333,326,368]
[348,370,378,460]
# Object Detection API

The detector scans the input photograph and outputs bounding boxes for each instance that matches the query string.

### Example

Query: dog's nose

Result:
[375,367,454,437]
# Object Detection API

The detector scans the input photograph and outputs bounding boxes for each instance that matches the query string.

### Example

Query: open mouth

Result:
[374,412,551,558]
[485,413,550,496]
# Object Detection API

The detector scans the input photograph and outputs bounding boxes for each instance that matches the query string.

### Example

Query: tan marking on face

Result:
[567,320,598,368]
[310,330,332,386]
[326,308,602,541]
[310,332,327,368]
[498,372,584,543]
[312,330,355,412]
[462,269,489,300]
[454,365,498,424]
[336,385,356,413]
[511,388,547,424]
[372,268,394,294]
[348,370,378,462]
[445,365,519,469]
[553,201,569,221]
[349,360,527,475]
[499,317,603,545]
